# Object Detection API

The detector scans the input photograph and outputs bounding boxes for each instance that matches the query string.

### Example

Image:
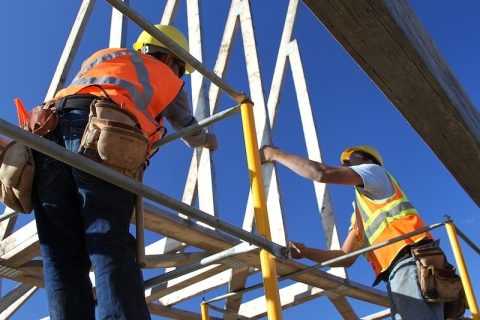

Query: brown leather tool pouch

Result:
[23,101,59,137]
[78,100,148,180]
[0,100,59,214]
[411,244,467,318]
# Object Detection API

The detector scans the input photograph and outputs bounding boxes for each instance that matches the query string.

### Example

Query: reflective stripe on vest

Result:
[356,196,416,243]
[354,172,414,242]
[71,50,157,125]
[351,170,432,276]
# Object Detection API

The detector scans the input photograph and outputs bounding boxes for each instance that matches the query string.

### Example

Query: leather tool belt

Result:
[411,240,467,318]
[77,99,148,180]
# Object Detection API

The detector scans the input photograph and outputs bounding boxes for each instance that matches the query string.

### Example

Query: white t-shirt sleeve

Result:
[350,164,395,200]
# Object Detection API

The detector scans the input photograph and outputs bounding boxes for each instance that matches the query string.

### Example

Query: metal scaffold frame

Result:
[0,0,479,319]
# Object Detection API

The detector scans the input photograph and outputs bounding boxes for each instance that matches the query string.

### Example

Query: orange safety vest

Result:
[351,171,433,278]
[54,48,184,151]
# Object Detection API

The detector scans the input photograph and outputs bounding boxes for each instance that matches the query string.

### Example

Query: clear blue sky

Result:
[1,1,479,319]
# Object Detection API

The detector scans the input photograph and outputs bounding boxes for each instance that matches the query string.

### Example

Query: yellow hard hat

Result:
[340,145,383,166]
[133,24,194,74]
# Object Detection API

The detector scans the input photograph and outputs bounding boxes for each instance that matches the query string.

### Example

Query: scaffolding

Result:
[0,0,479,319]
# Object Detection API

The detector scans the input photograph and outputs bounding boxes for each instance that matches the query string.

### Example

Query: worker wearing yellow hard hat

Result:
[33,24,217,320]
[258,143,452,319]
[133,24,195,75]
[340,145,383,166]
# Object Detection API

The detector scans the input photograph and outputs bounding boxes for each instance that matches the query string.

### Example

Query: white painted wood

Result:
[0,283,38,319]
[0,220,39,266]
[0,214,17,241]
[266,0,299,130]
[44,0,97,101]
[160,0,180,25]
[109,0,129,48]
[360,308,392,320]
[237,281,361,319]
[187,0,218,220]
[145,264,230,303]
[149,303,222,320]
[288,40,347,278]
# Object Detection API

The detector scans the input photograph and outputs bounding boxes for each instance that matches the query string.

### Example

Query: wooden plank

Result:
[158,268,257,307]
[0,283,38,318]
[360,308,391,320]
[160,0,180,25]
[223,266,251,320]
[328,295,359,320]
[0,221,40,268]
[145,264,230,303]
[0,195,388,310]
[288,41,348,278]
[238,281,357,319]
[0,274,45,288]
[187,0,219,222]
[108,0,128,48]
[144,252,211,269]
[44,0,97,100]
[141,202,388,306]
[301,0,480,206]
[0,214,17,241]
[148,303,222,320]
[142,202,242,252]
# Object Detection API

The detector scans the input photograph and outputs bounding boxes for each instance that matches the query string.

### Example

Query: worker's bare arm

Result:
[290,230,360,267]
[259,145,363,186]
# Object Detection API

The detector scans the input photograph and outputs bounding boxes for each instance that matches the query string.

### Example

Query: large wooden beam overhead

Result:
[302,0,480,206]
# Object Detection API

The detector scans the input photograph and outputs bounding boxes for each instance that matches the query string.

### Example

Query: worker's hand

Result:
[289,241,308,259]
[203,133,218,150]
[259,145,278,164]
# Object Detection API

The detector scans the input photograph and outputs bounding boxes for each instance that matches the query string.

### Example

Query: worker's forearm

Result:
[271,150,325,182]
[304,248,353,267]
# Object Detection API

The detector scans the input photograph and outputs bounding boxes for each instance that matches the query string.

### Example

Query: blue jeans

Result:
[387,256,443,319]
[32,109,151,320]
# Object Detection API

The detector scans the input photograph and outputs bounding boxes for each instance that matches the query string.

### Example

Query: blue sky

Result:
[1,1,479,319]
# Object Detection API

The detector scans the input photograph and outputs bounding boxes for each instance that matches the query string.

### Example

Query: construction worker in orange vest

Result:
[259,145,444,319]
[32,25,216,320]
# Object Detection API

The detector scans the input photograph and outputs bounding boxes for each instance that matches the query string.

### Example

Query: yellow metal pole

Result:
[240,102,283,320]
[445,221,478,320]
[200,299,209,320]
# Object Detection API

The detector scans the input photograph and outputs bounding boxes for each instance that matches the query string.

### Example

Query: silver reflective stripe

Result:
[359,201,415,239]
[75,51,131,78]
[355,199,369,223]
[72,50,157,125]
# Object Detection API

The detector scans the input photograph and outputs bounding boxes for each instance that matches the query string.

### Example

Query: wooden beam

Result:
[44,0,97,100]
[144,252,211,269]
[0,283,38,319]
[148,303,222,320]
[301,0,480,206]
[223,266,251,320]
[141,202,388,306]
[238,281,358,319]
[0,221,40,268]
[145,264,230,303]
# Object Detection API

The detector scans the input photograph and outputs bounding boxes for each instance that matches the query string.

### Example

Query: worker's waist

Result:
[55,94,98,112]
[373,239,436,286]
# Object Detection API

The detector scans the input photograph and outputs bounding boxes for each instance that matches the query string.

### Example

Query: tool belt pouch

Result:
[0,101,60,214]
[78,100,148,180]
[23,102,59,136]
[412,246,464,303]
[0,141,35,214]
